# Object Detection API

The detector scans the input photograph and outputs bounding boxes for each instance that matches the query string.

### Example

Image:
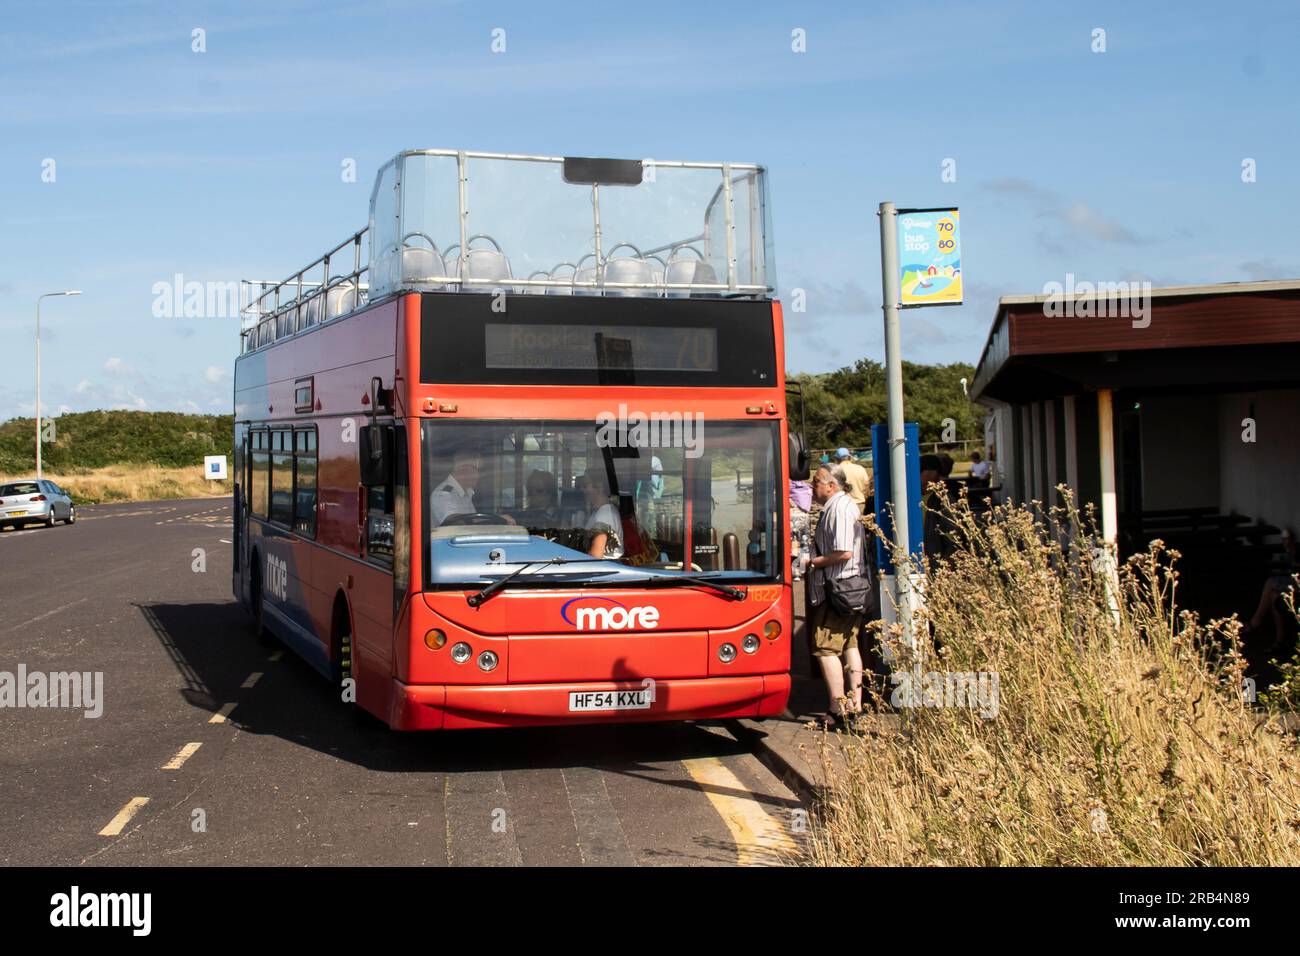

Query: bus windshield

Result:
[422,419,782,587]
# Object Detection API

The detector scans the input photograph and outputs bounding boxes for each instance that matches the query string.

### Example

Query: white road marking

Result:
[99,797,150,837]
[161,742,202,770]
[6,596,88,632]
[209,702,237,724]
[241,672,263,688]
[269,651,283,662]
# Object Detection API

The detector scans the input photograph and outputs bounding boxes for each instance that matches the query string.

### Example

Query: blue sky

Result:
[1,0,1296,420]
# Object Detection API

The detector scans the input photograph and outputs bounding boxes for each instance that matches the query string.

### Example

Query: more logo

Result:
[265,553,289,601]
[561,597,660,631]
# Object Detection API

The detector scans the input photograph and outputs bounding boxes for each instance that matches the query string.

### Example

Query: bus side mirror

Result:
[360,425,393,486]
[789,432,811,481]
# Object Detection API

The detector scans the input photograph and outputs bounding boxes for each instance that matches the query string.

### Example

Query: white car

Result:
[0,478,76,529]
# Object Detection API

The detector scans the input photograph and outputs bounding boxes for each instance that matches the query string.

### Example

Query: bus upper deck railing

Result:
[240,229,369,354]
[241,149,776,355]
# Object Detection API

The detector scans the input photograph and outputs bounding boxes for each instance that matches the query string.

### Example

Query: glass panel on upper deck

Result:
[367,151,774,300]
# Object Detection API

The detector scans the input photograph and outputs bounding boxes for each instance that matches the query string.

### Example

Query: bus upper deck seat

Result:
[302,295,321,327]
[664,258,719,298]
[602,257,654,297]
[401,246,449,286]
[325,283,356,318]
[276,306,297,338]
[545,263,577,296]
[444,236,512,291]
[602,243,656,297]
[463,248,512,285]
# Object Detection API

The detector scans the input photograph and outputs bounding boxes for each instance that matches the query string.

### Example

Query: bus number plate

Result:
[569,689,652,712]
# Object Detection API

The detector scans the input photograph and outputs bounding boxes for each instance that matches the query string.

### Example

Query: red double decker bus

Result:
[233,149,803,730]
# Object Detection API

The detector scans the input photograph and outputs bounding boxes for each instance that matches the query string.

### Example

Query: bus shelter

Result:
[970,279,1300,625]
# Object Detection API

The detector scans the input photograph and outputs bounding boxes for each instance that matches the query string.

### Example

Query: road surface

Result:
[0,497,803,866]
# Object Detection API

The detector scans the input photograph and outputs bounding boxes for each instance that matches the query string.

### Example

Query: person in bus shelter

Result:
[431,450,514,527]
[577,469,624,560]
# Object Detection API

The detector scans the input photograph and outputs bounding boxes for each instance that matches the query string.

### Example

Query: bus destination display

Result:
[484,323,719,372]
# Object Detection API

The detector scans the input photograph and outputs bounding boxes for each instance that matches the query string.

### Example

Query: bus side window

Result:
[251,430,270,519]
[294,427,317,537]
[364,423,396,569]
[270,428,294,526]
[366,484,395,568]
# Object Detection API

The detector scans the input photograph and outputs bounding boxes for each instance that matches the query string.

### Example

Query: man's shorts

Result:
[810,599,861,657]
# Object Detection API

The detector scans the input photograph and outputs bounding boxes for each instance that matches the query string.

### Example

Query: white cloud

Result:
[103,357,133,375]
[204,365,227,384]
[980,180,1149,249]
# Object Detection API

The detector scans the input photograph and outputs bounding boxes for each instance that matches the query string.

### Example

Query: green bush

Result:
[0,410,234,473]
[790,359,982,449]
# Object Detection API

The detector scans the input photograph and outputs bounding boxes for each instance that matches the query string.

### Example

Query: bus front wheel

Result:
[331,597,354,704]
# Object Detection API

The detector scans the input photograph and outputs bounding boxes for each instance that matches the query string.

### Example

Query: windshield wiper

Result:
[466,557,612,607]
[635,574,747,601]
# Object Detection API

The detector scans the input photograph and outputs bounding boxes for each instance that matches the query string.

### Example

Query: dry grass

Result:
[1,465,232,504]
[805,494,1300,866]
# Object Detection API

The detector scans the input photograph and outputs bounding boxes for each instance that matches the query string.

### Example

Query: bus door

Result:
[355,421,400,692]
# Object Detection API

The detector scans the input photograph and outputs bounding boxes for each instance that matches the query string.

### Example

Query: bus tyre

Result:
[332,600,379,726]
[331,599,354,705]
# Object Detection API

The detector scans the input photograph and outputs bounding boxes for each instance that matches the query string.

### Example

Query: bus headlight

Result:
[450,642,472,664]
[425,629,447,650]
[763,620,782,641]
[742,634,760,654]
[477,650,499,672]
[717,643,737,664]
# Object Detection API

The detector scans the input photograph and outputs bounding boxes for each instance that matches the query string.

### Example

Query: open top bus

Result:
[233,149,802,730]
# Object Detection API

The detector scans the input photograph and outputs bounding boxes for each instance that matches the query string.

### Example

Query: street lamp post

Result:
[36,290,82,478]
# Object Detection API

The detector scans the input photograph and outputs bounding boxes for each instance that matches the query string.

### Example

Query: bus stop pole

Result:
[877,202,916,660]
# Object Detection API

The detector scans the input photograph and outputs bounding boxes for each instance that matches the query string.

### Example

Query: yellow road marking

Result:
[161,742,202,770]
[99,797,149,836]
[680,756,796,866]
[209,702,237,724]
[241,672,263,688]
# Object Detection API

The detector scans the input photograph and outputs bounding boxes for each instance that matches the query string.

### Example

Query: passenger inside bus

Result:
[577,469,624,560]
[513,469,562,529]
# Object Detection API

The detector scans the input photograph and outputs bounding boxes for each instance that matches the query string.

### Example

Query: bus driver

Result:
[431,450,515,527]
